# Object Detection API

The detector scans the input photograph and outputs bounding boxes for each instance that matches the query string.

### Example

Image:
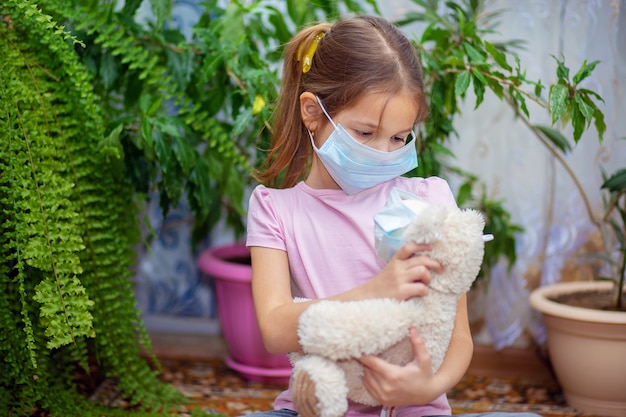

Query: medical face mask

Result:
[309,96,418,195]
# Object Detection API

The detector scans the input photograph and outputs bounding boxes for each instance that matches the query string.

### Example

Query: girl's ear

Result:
[300,92,322,132]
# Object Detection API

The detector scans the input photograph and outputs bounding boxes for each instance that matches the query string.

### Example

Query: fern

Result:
[1,0,183,414]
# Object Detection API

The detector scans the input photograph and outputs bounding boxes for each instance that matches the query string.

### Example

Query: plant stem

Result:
[617,193,626,309]
[503,93,600,228]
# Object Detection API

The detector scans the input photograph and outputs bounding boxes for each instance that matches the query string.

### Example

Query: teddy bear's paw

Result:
[292,356,349,417]
[293,369,320,417]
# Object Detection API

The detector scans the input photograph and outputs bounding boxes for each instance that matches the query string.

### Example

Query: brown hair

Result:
[256,15,428,188]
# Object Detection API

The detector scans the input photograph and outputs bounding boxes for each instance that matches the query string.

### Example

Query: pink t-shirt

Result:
[246,176,457,417]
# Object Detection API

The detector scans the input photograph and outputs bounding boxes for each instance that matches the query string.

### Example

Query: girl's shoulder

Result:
[249,183,302,202]
[248,182,310,212]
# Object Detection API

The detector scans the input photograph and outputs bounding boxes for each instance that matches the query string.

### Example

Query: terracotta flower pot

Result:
[197,242,292,384]
[529,281,626,416]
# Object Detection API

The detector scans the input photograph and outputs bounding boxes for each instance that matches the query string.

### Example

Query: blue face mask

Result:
[309,96,418,195]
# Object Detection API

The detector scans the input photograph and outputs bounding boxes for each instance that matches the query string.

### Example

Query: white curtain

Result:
[385,0,626,348]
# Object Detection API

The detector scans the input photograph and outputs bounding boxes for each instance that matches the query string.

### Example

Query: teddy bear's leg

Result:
[292,355,349,417]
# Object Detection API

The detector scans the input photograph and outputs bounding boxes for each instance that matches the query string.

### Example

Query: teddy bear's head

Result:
[403,204,485,295]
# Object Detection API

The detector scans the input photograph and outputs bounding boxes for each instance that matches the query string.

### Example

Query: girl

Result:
[246,15,539,417]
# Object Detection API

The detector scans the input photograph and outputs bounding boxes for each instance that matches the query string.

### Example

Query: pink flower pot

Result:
[197,242,292,384]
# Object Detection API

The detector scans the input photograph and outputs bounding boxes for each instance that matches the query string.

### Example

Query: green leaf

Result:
[189,157,214,220]
[484,40,511,71]
[172,136,196,177]
[471,68,488,85]
[441,55,466,67]
[231,108,253,137]
[121,0,143,18]
[455,71,471,96]
[593,106,606,141]
[601,169,626,193]
[473,73,485,108]
[160,164,184,209]
[573,59,600,84]
[286,0,309,26]
[490,81,505,100]
[99,51,119,90]
[153,127,173,173]
[553,55,570,81]
[139,93,153,115]
[578,88,605,102]
[265,6,293,45]
[574,91,594,122]
[534,79,544,97]
[33,277,95,349]
[141,117,154,149]
[549,83,569,124]
[534,124,572,153]
[514,90,529,119]
[148,0,171,31]
[220,2,246,48]
[463,41,486,64]
[456,183,473,206]
[571,104,584,142]
[165,48,194,90]
[99,123,124,159]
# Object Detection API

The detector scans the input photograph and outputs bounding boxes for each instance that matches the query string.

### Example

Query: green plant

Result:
[397,0,529,283]
[1,0,381,415]
[37,0,379,244]
[396,0,623,309]
[1,0,181,415]
[599,163,626,309]
[539,61,624,311]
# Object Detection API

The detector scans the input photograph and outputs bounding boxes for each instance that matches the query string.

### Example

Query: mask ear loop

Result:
[315,96,338,129]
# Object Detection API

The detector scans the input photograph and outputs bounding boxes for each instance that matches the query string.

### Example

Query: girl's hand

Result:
[358,328,443,406]
[369,241,443,300]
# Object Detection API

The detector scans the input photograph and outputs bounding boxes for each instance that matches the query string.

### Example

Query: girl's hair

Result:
[256,15,428,188]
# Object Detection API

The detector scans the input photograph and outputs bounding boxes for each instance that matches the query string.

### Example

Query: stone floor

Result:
[137,332,601,417]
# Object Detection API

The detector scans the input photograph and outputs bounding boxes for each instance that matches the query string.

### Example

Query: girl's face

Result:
[316,91,419,152]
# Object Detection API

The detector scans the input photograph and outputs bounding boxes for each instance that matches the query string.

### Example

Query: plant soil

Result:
[550,289,626,312]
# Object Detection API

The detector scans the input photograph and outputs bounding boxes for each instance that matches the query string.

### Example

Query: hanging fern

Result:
[0,1,181,415]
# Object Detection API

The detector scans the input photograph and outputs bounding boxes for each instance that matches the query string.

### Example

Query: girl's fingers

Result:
[409,328,430,367]
[393,241,431,260]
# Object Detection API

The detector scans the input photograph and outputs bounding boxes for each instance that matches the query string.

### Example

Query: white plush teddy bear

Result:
[290,191,487,417]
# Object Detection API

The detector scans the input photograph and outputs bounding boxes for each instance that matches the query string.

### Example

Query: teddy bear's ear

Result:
[402,205,449,244]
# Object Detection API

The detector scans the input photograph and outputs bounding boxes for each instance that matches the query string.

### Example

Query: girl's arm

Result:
[250,246,306,353]
[251,242,444,354]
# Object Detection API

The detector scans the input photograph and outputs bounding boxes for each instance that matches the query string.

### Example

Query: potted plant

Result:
[528,161,626,416]
[397,2,625,414]
[528,106,626,414]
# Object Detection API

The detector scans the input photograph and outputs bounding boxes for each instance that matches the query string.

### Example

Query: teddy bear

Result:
[289,193,487,417]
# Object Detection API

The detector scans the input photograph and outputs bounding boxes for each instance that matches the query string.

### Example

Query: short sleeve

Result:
[246,185,286,251]
[413,176,458,207]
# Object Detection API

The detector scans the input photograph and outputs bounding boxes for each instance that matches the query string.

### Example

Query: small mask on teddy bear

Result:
[290,188,490,417]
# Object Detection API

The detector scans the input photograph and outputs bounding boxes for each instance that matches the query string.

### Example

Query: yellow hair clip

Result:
[298,32,325,74]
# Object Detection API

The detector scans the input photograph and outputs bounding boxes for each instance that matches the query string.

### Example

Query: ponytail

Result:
[256,23,331,188]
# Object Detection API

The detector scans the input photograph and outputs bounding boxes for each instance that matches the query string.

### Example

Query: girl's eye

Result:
[392,136,406,143]
[354,130,372,138]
